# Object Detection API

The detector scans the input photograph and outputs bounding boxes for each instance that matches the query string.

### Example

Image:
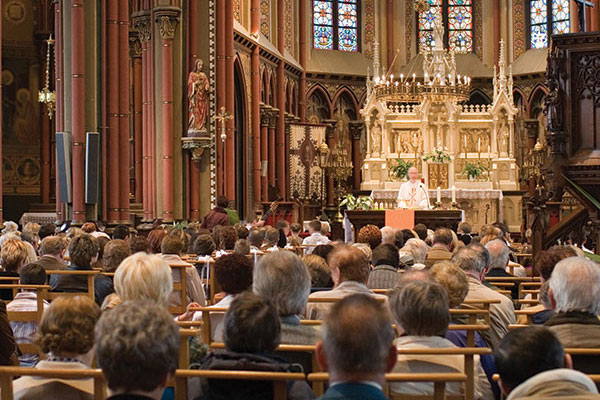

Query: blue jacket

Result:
[318,382,388,400]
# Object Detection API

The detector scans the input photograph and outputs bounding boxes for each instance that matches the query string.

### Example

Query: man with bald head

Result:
[306,245,388,320]
[397,167,430,209]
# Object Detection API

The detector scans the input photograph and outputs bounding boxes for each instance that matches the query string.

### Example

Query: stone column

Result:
[216,0,226,195]
[106,0,120,225]
[251,0,261,206]
[349,121,364,190]
[71,0,86,224]
[386,0,394,68]
[592,0,599,31]
[54,0,63,223]
[323,119,337,206]
[133,12,151,222]
[187,0,200,221]
[155,7,180,223]
[131,35,143,205]
[276,0,286,199]
[493,0,501,62]
[268,109,279,191]
[260,105,271,201]
[225,0,235,200]
[118,0,130,224]
[298,0,307,121]
[571,0,580,32]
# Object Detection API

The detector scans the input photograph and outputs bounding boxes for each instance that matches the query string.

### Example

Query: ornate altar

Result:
[360,15,522,232]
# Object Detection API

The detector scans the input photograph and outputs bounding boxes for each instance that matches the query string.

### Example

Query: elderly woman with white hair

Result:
[400,238,428,270]
[253,251,320,345]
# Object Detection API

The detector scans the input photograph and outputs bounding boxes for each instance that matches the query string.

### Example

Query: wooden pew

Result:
[395,347,491,400]
[3,284,49,357]
[169,263,192,315]
[308,372,468,400]
[174,369,307,400]
[45,270,98,302]
[188,306,228,344]
[0,366,106,400]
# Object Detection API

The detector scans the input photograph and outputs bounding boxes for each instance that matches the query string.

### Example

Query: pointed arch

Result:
[332,86,360,119]
[529,84,549,118]
[306,83,333,121]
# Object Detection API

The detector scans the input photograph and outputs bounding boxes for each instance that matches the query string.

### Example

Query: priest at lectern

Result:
[397,167,431,209]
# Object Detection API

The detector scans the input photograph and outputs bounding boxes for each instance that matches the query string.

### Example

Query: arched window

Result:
[313,0,360,52]
[417,0,473,54]
[528,0,570,49]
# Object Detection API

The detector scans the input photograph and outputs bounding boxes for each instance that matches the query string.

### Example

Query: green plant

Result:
[422,146,453,164]
[389,159,414,180]
[340,194,374,210]
[463,161,488,180]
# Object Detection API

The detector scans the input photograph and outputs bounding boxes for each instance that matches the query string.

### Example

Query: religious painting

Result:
[288,124,326,201]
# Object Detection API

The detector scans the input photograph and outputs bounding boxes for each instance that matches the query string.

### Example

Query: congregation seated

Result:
[315,294,397,400]
[38,236,68,271]
[306,245,388,320]
[303,254,333,291]
[0,239,30,301]
[192,234,216,257]
[312,244,334,261]
[192,253,253,340]
[38,224,56,241]
[288,223,303,247]
[147,228,168,254]
[367,243,402,289]
[495,326,600,399]
[248,228,265,252]
[254,251,320,345]
[262,227,280,252]
[389,280,493,399]
[7,263,49,366]
[160,236,207,307]
[424,228,454,268]
[457,221,473,245]
[430,261,497,389]
[218,226,238,251]
[112,225,131,242]
[452,245,516,349]
[50,234,114,306]
[129,235,152,254]
[233,239,250,255]
[545,257,600,374]
[399,238,428,269]
[199,291,315,400]
[413,223,429,242]
[518,281,554,325]
[200,195,231,230]
[357,224,382,250]
[485,239,519,299]
[95,300,179,400]
[12,296,100,400]
[102,239,131,273]
[303,220,330,253]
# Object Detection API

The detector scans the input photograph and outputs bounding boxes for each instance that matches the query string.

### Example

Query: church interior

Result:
[0,0,598,399]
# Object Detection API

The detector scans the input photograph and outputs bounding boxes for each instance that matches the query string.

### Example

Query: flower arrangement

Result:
[422,146,453,163]
[389,159,414,180]
[340,194,374,211]
[463,161,488,180]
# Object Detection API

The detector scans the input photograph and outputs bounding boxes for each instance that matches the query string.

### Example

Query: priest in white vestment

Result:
[397,167,430,209]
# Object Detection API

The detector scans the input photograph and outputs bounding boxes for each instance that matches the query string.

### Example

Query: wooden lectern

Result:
[345,209,463,233]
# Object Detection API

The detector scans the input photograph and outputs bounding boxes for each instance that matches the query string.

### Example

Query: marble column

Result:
[349,121,364,191]
[155,8,180,223]
[298,0,307,121]
[131,35,143,205]
[54,0,63,223]
[225,0,235,200]
[106,0,120,225]
[251,0,261,207]
[118,0,130,224]
[260,105,271,201]
[71,0,86,224]
[133,12,151,222]
[268,109,279,191]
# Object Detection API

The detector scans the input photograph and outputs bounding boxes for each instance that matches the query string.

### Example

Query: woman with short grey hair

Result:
[253,251,320,345]
[400,238,428,269]
[389,280,492,399]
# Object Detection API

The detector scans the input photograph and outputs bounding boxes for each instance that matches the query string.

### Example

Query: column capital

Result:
[269,108,279,129]
[132,11,152,43]
[349,120,364,141]
[322,119,338,140]
[154,7,181,40]
[129,33,142,58]
[524,119,539,140]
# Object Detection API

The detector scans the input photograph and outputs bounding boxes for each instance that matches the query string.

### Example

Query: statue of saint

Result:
[544,82,562,133]
[498,119,510,156]
[187,59,210,136]
[371,120,382,156]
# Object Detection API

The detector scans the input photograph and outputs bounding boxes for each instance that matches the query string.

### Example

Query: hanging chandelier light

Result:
[38,35,56,120]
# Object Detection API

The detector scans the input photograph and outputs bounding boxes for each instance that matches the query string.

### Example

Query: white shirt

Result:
[302,232,330,254]
[398,180,429,209]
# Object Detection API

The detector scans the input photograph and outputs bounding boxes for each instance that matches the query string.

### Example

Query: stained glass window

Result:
[313,0,359,52]
[417,0,473,53]
[529,0,570,49]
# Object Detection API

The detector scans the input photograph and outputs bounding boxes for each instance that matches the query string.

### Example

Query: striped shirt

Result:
[7,292,49,367]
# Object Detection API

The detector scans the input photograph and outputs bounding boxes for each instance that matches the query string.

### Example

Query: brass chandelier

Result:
[38,35,56,119]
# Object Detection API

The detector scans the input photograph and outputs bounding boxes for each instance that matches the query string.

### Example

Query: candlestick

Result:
[451,185,456,203]
[437,186,441,204]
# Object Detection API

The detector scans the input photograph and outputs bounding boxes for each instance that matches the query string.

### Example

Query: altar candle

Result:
[437,186,441,203]
[478,138,481,153]
[452,185,456,203]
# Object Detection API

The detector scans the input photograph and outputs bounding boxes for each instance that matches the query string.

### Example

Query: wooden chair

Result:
[186,258,219,304]
[446,324,490,348]
[0,366,106,400]
[450,308,491,325]
[508,324,528,330]
[517,298,540,306]
[514,309,541,324]
[178,328,202,369]
[308,372,467,400]
[46,270,98,302]
[3,284,49,357]
[169,263,192,315]
[174,369,307,400]
[395,347,491,400]
[0,277,21,298]
[518,281,542,299]
[520,289,540,300]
